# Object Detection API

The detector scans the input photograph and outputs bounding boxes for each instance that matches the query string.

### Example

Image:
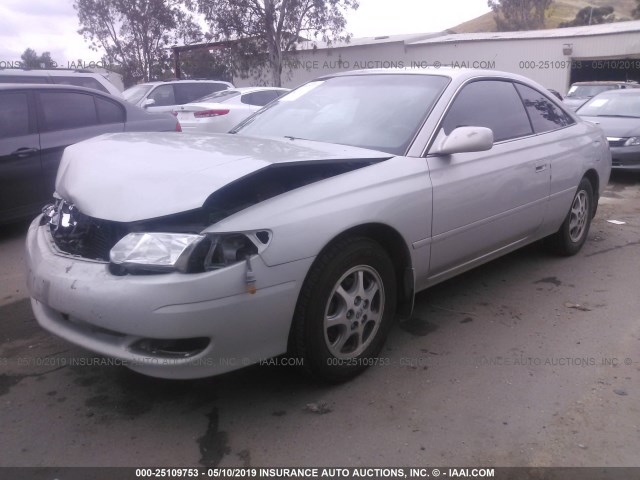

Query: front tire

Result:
[291,236,397,382]
[546,177,594,256]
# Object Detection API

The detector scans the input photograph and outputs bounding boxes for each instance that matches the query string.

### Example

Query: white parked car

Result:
[174,87,290,133]
[26,69,611,382]
[123,80,234,113]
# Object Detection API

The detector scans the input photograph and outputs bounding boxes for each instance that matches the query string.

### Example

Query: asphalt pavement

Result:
[1,172,639,468]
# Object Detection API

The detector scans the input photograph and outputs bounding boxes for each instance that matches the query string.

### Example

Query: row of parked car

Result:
[0,69,290,223]
[573,86,640,171]
[560,81,640,172]
[562,80,640,111]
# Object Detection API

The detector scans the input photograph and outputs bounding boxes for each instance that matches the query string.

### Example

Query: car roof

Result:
[0,83,127,102]
[314,68,564,97]
[589,88,640,95]
[571,81,638,86]
[139,80,234,86]
[317,67,542,84]
[226,87,290,94]
[0,83,115,94]
[0,68,96,75]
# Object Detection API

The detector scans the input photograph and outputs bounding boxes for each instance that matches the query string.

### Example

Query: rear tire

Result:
[291,236,397,383]
[545,177,593,256]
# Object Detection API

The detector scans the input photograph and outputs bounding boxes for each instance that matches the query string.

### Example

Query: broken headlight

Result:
[109,231,270,274]
[110,232,205,273]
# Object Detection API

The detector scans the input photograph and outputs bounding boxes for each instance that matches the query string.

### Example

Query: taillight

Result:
[194,109,229,118]
[175,121,182,132]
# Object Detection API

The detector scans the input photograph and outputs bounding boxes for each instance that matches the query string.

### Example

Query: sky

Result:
[0,0,491,67]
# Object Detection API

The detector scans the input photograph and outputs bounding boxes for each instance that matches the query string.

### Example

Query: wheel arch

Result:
[306,223,415,318]
[583,168,599,217]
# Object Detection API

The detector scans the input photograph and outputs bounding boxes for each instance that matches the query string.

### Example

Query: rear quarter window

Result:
[95,97,125,124]
[514,83,574,134]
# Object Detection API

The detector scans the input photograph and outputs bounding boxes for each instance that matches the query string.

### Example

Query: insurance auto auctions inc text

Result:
[251,467,495,478]
[284,60,496,70]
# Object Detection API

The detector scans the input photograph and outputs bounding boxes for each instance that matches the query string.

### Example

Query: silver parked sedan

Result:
[26,69,611,382]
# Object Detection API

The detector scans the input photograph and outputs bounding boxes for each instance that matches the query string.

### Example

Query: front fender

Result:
[206,156,433,268]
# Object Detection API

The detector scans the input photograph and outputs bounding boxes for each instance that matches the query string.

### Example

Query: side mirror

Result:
[430,126,494,155]
[141,98,156,108]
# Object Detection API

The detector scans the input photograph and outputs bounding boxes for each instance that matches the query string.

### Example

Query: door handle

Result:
[535,164,547,173]
[12,147,39,158]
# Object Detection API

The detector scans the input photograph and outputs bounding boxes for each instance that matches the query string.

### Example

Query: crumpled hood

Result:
[579,116,640,138]
[56,132,390,222]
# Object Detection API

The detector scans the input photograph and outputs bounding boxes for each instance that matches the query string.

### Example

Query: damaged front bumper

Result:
[25,216,313,379]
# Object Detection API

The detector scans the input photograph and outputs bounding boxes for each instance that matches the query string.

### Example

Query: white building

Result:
[234,20,640,94]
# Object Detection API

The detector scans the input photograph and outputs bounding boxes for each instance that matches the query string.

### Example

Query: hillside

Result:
[449,0,637,33]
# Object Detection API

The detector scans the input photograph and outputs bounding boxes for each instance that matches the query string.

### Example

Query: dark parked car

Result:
[577,89,640,171]
[563,81,640,111]
[0,84,181,223]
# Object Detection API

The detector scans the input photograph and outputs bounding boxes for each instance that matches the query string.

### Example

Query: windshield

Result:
[123,84,153,104]
[567,85,617,98]
[234,74,450,155]
[577,92,640,117]
[193,90,241,103]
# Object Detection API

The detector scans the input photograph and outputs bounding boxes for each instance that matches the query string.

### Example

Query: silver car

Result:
[26,69,611,382]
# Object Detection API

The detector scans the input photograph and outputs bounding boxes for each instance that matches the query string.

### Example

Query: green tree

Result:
[20,48,56,69]
[74,0,202,86]
[488,0,552,31]
[192,0,359,87]
[559,6,616,27]
[179,48,232,82]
